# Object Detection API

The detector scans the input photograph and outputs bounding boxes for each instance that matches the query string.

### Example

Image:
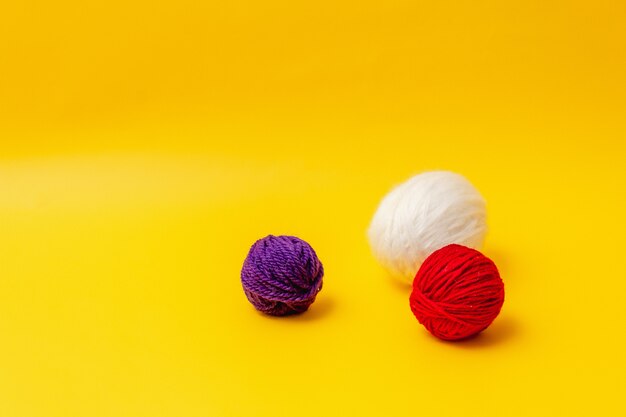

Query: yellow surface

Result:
[1,1,625,416]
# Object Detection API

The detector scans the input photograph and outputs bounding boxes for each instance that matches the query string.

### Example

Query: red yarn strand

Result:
[409,244,505,341]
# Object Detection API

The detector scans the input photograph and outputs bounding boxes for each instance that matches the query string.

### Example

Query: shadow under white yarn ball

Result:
[367,171,487,283]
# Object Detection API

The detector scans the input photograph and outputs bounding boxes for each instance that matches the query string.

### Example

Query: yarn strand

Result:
[409,244,505,341]
[241,235,324,316]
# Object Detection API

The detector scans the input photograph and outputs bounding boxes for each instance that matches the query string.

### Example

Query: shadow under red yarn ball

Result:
[409,244,504,341]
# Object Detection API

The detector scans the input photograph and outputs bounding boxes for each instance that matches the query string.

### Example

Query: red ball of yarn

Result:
[409,244,504,341]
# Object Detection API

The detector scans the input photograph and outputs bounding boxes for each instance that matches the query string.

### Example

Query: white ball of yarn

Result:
[367,171,487,283]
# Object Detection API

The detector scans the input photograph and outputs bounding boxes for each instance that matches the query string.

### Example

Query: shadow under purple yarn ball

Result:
[241,235,324,316]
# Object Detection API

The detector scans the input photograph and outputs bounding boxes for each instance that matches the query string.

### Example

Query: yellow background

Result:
[1,1,625,416]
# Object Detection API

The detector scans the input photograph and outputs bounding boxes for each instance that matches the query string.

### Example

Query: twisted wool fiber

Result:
[241,235,324,316]
[368,171,487,284]
[409,244,504,341]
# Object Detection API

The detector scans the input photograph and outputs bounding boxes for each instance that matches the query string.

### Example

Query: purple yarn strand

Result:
[241,235,324,316]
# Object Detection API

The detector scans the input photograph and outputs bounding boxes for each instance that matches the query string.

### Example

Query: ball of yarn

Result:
[409,244,504,341]
[241,235,324,316]
[368,171,487,283]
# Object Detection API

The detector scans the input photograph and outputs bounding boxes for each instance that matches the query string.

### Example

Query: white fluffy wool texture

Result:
[367,171,487,283]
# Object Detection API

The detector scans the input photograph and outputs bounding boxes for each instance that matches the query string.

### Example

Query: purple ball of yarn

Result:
[241,235,324,316]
